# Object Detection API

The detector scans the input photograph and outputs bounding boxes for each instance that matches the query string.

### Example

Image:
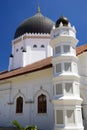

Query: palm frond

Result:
[24,125,37,130]
[12,120,23,130]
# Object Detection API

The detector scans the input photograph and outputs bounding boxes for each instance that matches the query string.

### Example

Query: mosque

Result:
[0,5,87,130]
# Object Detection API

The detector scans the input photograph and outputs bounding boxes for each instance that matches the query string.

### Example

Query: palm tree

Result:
[12,120,37,130]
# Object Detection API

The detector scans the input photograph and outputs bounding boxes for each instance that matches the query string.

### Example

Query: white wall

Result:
[78,52,87,76]
[9,34,52,70]
[0,68,54,130]
[0,82,11,126]
[78,52,87,130]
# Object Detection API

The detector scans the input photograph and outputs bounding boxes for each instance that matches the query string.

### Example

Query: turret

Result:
[50,16,84,130]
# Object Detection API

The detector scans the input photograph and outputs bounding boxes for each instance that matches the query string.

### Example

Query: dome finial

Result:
[56,15,69,27]
[37,3,40,13]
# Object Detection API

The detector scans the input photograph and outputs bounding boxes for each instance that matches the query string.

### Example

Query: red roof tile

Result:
[76,44,87,56]
[0,57,52,81]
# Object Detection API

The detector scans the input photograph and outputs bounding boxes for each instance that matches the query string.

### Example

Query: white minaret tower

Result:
[50,16,84,130]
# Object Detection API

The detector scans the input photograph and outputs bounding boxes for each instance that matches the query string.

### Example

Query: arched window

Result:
[38,94,47,113]
[33,44,37,48]
[21,46,23,50]
[16,96,23,113]
[16,48,19,52]
[41,45,45,48]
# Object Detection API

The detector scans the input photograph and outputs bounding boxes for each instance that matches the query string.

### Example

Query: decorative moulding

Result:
[8,102,14,105]
[25,100,34,104]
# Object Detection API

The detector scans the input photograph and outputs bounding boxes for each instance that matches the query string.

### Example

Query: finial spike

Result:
[37,4,40,13]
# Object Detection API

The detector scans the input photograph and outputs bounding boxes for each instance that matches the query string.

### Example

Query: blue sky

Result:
[0,0,87,71]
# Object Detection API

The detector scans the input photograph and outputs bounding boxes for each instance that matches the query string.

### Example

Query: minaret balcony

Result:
[53,73,80,82]
[50,36,78,48]
[51,26,76,39]
[52,96,83,105]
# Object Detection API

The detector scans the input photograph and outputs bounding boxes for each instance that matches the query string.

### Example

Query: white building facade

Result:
[0,6,87,130]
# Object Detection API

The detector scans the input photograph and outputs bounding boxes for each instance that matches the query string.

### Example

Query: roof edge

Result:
[76,44,87,56]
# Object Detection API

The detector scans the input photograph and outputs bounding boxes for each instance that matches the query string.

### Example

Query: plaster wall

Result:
[78,52,87,130]
[11,35,52,69]
[0,68,54,130]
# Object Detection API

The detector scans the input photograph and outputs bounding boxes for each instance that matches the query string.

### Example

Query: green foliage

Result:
[24,126,37,130]
[12,120,37,130]
[12,120,23,130]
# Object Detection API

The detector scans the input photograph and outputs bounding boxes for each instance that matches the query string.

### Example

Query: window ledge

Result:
[37,113,48,116]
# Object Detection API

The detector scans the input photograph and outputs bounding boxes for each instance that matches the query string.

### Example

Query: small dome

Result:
[56,16,69,27]
[14,6,54,39]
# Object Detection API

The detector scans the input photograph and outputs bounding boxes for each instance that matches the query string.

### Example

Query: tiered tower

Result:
[50,16,84,130]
